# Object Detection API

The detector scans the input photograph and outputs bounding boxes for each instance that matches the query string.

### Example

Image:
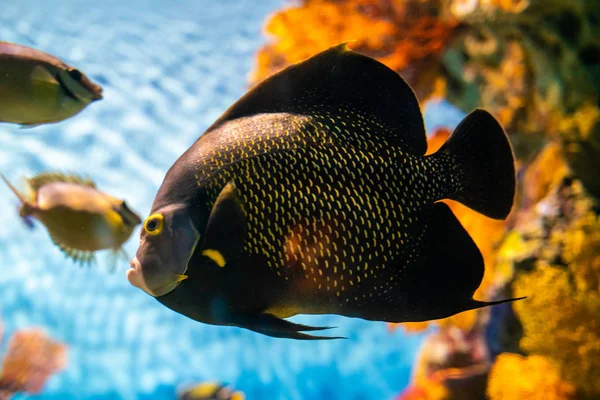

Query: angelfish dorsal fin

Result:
[205,43,427,155]
[200,181,247,268]
[27,172,96,192]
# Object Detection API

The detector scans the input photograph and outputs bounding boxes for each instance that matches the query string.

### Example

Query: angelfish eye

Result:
[144,213,164,236]
[69,69,82,81]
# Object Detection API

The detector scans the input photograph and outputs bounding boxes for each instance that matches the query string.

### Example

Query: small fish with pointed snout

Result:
[0,41,103,127]
[2,172,140,267]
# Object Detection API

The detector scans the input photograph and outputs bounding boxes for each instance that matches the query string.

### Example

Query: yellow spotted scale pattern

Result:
[193,107,458,312]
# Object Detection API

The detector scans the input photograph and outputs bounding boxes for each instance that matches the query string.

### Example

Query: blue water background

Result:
[0,1,465,398]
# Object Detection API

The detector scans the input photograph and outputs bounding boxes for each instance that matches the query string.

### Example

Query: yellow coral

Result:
[509,184,600,398]
[487,353,575,400]
[557,102,599,142]
[555,102,600,198]
[494,231,526,287]
[497,143,600,399]
[494,142,572,288]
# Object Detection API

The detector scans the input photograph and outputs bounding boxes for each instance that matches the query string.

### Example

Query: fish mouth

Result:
[83,79,104,101]
[89,89,103,101]
[126,257,154,295]
[92,88,104,101]
[126,257,187,297]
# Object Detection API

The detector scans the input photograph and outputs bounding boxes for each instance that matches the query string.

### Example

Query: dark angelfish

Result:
[127,44,521,339]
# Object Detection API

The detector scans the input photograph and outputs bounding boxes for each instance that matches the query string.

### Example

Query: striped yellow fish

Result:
[178,382,245,400]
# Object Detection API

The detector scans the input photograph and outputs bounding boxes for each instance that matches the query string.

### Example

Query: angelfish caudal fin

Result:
[434,109,516,220]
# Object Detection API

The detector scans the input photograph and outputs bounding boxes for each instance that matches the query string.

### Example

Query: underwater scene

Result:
[0,0,599,399]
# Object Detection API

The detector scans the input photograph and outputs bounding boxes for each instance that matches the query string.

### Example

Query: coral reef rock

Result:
[0,329,67,399]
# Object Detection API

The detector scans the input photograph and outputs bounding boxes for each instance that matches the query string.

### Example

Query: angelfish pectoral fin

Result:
[230,313,346,340]
[199,181,247,268]
[202,249,226,268]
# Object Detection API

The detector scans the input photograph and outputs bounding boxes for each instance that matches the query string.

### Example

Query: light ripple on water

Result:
[0,0,466,398]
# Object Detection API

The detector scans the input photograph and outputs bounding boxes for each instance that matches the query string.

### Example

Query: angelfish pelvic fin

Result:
[230,313,346,340]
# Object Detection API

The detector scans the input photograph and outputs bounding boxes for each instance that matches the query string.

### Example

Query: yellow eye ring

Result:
[144,214,164,236]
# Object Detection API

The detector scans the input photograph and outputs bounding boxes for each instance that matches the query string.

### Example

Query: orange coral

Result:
[521,142,570,209]
[252,0,458,101]
[0,329,67,397]
[400,364,494,400]
[397,374,451,400]
[486,353,575,400]
[398,326,490,400]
